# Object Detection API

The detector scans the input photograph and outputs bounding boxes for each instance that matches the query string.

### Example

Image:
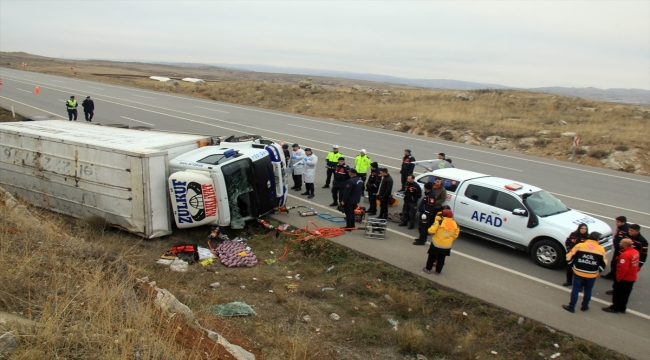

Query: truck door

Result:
[250,156,276,216]
[487,191,527,245]
[455,184,496,232]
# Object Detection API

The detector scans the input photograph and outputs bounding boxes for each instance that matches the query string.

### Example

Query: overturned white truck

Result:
[0,120,288,238]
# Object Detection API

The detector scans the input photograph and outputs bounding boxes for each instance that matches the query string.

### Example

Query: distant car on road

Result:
[413,168,613,269]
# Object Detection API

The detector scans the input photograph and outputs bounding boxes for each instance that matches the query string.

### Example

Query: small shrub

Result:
[534,138,549,148]
[440,130,455,141]
[615,145,629,151]
[575,148,588,156]
[588,149,610,159]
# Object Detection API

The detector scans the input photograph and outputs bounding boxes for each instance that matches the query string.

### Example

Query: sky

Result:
[1,1,648,89]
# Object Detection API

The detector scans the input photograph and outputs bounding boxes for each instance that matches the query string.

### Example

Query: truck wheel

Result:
[104,124,129,128]
[531,239,565,269]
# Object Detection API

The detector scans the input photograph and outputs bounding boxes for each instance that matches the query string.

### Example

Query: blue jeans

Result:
[569,274,596,309]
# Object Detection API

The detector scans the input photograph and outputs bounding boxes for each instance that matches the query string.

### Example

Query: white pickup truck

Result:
[414,168,613,268]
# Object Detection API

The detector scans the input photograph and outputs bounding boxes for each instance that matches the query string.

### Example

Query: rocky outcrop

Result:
[601,149,642,173]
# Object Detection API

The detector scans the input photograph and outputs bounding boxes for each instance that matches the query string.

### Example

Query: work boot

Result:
[329,202,338,207]
[600,273,614,280]
[398,223,407,227]
[408,224,415,230]
[301,191,309,195]
[412,241,426,246]
[605,290,614,296]
[322,184,330,188]
[308,194,314,199]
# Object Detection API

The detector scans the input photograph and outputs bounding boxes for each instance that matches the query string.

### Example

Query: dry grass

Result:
[0,107,25,122]
[2,51,649,173]
[0,191,633,359]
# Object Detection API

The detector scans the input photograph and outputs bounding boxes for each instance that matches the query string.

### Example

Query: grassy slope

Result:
[1,51,648,174]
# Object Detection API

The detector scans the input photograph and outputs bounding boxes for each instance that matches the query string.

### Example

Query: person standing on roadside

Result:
[355,149,371,197]
[563,223,589,287]
[562,231,607,313]
[438,152,452,164]
[289,143,306,191]
[341,169,364,231]
[377,168,394,220]
[603,239,640,314]
[606,224,647,296]
[329,157,350,206]
[300,148,318,199]
[66,95,78,121]
[400,149,416,187]
[431,177,447,217]
[365,162,380,216]
[423,209,460,275]
[398,175,421,229]
[81,96,94,122]
[323,145,343,188]
[413,182,436,245]
[602,216,629,280]
[282,144,290,166]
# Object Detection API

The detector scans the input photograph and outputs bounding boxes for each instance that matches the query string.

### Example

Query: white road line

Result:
[131,94,156,100]
[196,106,229,113]
[287,193,650,320]
[120,116,154,126]
[16,88,31,93]
[52,80,65,83]
[288,123,339,135]
[0,95,66,119]
[551,192,650,216]
[87,86,104,90]
[577,210,650,229]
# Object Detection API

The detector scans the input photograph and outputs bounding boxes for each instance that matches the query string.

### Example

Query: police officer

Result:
[400,149,415,187]
[355,149,371,196]
[399,175,422,229]
[66,95,78,121]
[329,157,350,206]
[341,168,364,231]
[323,145,343,188]
[365,162,380,216]
[413,182,436,245]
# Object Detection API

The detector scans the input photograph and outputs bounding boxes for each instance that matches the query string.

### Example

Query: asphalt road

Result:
[1,68,649,358]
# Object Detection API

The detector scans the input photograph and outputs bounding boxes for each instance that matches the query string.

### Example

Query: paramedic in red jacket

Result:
[602,239,640,314]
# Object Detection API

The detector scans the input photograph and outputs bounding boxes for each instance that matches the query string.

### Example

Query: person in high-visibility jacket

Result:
[562,231,607,313]
[66,95,78,121]
[323,145,343,188]
[423,209,460,275]
[354,149,371,196]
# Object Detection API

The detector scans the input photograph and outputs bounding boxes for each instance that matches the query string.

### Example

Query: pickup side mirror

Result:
[512,208,528,216]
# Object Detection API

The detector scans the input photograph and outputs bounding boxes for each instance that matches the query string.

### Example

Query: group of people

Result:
[562,216,647,315]
[65,95,95,122]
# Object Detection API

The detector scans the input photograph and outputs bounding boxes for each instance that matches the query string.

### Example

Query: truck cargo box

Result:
[0,120,214,238]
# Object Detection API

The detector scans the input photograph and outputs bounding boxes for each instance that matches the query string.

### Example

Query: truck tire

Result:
[531,238,565,269]
[104,124,129,129]
[131,126,152,131]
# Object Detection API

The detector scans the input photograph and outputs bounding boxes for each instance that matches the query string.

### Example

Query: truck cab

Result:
[415,168,613,268]
[168,137,287,229]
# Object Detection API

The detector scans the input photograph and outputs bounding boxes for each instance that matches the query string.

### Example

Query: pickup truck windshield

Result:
[525,190,569,217]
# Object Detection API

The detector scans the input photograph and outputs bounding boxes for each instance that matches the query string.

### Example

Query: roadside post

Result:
[571,135,580,162]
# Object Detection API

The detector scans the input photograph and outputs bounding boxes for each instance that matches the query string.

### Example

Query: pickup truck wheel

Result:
[531,239,564,269]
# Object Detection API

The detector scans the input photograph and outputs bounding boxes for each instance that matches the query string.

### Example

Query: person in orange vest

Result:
[562,231,607,313]
[602,238,641,314]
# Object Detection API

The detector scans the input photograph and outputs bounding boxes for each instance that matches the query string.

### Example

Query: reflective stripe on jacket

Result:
[566,240,607,278]
[355,155,371,174]
[66,99,78,110]
[428,216,460,249]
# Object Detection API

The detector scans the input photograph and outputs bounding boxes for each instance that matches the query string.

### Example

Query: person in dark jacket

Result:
[400,149,415,187]
[605,224,647,296]
[341,169,364,231]
[413,182,436,245]
[329,157,350,206]
[81,96,95,122]
[366,162,381,216]
[377,168,393,220]
[282,144,290,166]
[602,216,629,280]
[398,175,422,229]
[430,177,447,216]
[563,223,589,286]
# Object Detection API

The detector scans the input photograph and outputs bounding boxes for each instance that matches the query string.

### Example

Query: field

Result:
[1,51,649,174]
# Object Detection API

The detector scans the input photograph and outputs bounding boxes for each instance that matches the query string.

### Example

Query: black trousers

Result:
[612,280,635,312]
[84,110,94,121]
[425,244,450,273]
[292,174,302,189]
[358,174,367,195]
[367,191,377,213]
[67,109,78,121]
[332,186,344,203]
[305,183,314,195]
[566,266,574,285]
[417,212,435,242]
[401,201,417,226]
[344,203,357,229]
[400,173,408,187]
[378,196,389,219]
[325,167,334,186]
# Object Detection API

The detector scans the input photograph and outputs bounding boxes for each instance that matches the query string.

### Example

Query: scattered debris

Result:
[314,327,321,333]
[339,294,344,297]
[294,274,301,280]
[209,282,221,289]
[546,326,556,333]
[321,287,335,291]
[416,355,428,360]
[215,240,258,267]
[268,290,274,293]
[518,316,525,325]
[365,284,372,289]
[327,265,335,272]
[329,313,340,321]
[169,259,189,272]
[462,312,468,316]
[197,246,216,260]
[199,257,214,266]
[384,294,396,303]
[554,344,559,348]
[285,284,298,292]
[369,302,378,308]
[240,285,246,290]
[491,351,498,355]
[252,277,258,281]
[550,353,561,359]
[286,276,293,279]
[156,259,174,265]
[210,302,257,317]
[302,315,311,323]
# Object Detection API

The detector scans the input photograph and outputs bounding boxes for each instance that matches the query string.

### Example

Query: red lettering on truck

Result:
[202,184,217,218]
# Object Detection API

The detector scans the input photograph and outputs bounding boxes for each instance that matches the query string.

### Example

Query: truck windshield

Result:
[221,158,255,229]
[524,190,569,217]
